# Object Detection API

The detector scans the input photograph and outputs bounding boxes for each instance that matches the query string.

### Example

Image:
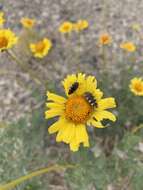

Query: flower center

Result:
[65,95,92,123]
[102,36,109,43]
[63,25,71,32]
[0,37,8,48]
[26,20,33,25]
[35,41,45,52]
[134,83,142,92]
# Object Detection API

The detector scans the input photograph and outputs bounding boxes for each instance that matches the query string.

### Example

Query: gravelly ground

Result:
[0,0,143,122]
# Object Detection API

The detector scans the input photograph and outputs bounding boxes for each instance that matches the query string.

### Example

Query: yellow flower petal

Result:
[62,74,77,96]
[48,121,61,134]
[93,89,103,101]
[75,124,89,146]
[45,109,63,119]
[62,73,100,97]
[77,73,86,83]
[47,92,66,104]
[98,98,116,110]
[56,127,66,142]
[70,142,79,152]
[61,123,75,144]
[93,110,116,121]
[46,102,64,109]
[62,73,84,90]
[53,118,89,151]
[86,75,97,88]
[88,119,106,128]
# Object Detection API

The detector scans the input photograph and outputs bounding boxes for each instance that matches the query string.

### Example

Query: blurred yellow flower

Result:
[30,38,52,58]
[59,21,73,33]
[132,23,141,32]
[73,20,89,31]
[129,77,143,96]
[0,12,5,26]
[45,73,116,151]
[0,29,18,51]
[99,33,112,45]
[21,17,35,29]
[120,42,136,52]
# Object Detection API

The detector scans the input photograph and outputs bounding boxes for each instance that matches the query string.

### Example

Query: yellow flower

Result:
[129,77,143,96]
[73,20,89,31]
[99,33,112,45]
[59,21,73,33]
[30,38,52,58]
[21,17,35,29]
[120,42,136,52]
[0,12,5,26]
[0,29,18,51]
[45,73,116,151]
[131,23,141,32]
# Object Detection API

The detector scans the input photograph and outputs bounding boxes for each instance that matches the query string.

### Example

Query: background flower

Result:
[59,21,73,33]
[21,17,35,29]
[99,33,112,45]
[129,77,143,96]
[30,38,52,58]
[0,29,18,51]
[0,12,5,26]
[73,20,89,31]
[120,42,136,52]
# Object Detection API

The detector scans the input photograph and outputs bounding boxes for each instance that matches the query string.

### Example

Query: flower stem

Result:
[102,46,108,66]
[0,164,75,190]
[77,33,82,72]
[6,50,43,86]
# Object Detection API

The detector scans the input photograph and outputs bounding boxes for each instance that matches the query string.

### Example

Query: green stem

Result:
[102,46,106,66]
[102,46,109,73]
[0,164,75,190]
[77,34,82,72]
